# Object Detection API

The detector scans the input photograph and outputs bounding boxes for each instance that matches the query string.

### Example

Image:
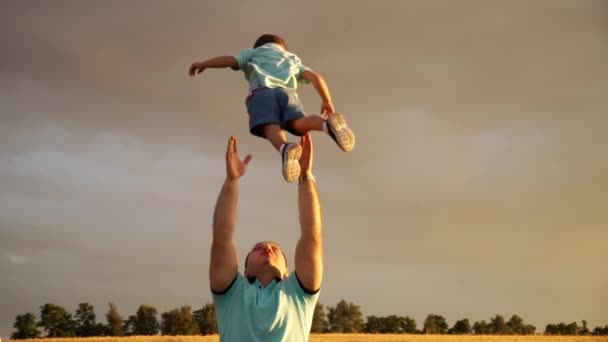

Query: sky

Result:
[1,0,607,339]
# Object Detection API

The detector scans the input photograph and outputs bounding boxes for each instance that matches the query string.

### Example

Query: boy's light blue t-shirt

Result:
[212,272,319,342]
[232,43,310,91]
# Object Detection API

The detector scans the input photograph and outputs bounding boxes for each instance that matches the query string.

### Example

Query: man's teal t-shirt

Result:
[232,43,310,91]
[212,272,319,342]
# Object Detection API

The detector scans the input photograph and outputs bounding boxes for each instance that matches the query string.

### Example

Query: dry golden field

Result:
[6,334,608,342]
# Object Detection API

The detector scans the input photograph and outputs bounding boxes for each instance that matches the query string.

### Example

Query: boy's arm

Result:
[189,56,238,76]
[294,134,323,293]
[301,70,335,115]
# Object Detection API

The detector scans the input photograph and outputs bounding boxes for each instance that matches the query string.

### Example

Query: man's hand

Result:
[320,102,335,118]
[299,134,313,175]
[226,136,252,181]
[189,62,207,76]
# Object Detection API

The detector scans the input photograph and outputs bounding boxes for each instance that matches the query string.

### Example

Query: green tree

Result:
[450,319,471,334]
[579,320,590,335]
[592,325,608,335]
[123,314,137,336]
[545,323,558,335]
[132,304,159,335]
[522,324,536,335]
[364,315,383,333]
[161,305,199,335]
[311,302,328,333]
[565,322,579,335]
[384,315,405,333]
[401,316,417,334]
[364,315,408,334]
[74,302,103,336]
[506,314,524,334]
[423,314,448,334]
[161,309,179,335]
[193,303,217,335]
[106,302,123,336]
[11,313,41,339]
[327,299,363,333]
[472,320,489,334]
[38,303,75,337]
[489,315,512,334]
[545,322,579,335]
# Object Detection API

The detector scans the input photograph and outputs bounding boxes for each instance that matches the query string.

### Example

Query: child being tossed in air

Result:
[189,33,355,183]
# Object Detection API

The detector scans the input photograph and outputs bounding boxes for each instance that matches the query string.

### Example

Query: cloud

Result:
[7,253,26,265]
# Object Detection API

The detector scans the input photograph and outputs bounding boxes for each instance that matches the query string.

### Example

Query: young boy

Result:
[189,34,355,183]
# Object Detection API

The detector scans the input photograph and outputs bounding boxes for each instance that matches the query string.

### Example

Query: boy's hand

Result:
[321,102,334,118]
[225,136,252,181]
[189,62,206,76]
[299,134,313,175]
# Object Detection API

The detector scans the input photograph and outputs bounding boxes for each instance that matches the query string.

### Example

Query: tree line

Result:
[11,300,608,339]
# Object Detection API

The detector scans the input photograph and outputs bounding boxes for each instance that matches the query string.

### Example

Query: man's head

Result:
[253,34,287,50]
[244,241,288,279]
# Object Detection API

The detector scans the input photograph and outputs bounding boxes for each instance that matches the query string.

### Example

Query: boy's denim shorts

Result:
[245,87,306,138]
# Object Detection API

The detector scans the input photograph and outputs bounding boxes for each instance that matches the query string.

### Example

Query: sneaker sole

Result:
[282,144,302,183]
[328,113,355,152]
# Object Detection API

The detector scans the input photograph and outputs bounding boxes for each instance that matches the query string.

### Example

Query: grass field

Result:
[7,334,608,342]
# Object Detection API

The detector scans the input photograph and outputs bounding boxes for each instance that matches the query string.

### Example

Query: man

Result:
[209,133,322,341]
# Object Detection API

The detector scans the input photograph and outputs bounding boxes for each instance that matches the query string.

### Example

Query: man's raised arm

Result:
[294,134,323,292]
[209,136,252,293]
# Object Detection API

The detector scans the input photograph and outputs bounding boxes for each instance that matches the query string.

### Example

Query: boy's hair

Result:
[254,34,287,49]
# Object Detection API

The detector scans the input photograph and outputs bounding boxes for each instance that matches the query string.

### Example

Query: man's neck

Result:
[256,274,275,287]
[253,270,283,288]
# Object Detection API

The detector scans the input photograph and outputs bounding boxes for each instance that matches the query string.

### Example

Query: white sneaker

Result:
[327,112,355,152]
[281,143,302,183]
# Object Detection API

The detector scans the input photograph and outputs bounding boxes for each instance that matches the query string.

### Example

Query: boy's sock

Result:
[280,143,288,155]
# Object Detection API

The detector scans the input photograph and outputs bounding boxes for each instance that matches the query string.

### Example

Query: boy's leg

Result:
[248,88,302,183]
[287,115,325,134]
[262,124,302,183]
[262,123,288,152]
[286,113,355,152]
[279,88,355,152]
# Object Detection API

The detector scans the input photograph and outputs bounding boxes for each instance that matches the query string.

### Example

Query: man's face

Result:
[245,241,288,278]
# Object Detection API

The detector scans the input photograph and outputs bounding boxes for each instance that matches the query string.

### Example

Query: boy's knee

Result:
[284,119,306,136]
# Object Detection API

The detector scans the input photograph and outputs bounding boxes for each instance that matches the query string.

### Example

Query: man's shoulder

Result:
[212,273,245,297]
[283,272,321,296]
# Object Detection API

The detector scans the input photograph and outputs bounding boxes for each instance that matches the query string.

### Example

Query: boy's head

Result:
[254,34,287,50]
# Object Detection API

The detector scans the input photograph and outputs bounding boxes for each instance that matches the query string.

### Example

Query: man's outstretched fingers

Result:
[226,136,232,158]
[243,155,252,167]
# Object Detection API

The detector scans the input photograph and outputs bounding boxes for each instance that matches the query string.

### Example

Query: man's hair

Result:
[253,34,287,49]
